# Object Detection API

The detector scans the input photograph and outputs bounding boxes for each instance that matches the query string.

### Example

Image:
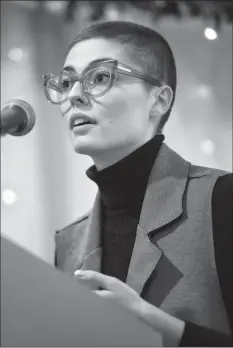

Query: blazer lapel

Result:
[126,224,163,294]
[126,143,191,294]
[77,192,102,273]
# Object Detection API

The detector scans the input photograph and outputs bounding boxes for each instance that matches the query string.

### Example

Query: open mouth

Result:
[72,121,93,128]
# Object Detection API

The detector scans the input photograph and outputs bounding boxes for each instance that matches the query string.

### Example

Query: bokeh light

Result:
[196,85,212,99]
[8,48,24,62]
[2,189,18,205]
[204,27,218,40]
[201,140,215,155]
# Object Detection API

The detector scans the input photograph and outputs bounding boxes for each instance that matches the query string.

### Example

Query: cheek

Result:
[101,88,143,118]
[105,90,147,126]
[60,102,71,118]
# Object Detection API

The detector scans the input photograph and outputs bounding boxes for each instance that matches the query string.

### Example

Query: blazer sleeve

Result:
[179,173,233,347]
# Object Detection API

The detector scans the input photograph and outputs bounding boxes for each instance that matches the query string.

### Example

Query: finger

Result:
[74,277,97,291]
[74,271,101,290]
[75,270,115,290]
[92,290,113,298]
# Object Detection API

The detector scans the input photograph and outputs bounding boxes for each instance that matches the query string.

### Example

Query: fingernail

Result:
[74,270,85,276]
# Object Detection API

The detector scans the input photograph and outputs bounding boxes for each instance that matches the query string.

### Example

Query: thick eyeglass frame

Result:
[43,59,162,105]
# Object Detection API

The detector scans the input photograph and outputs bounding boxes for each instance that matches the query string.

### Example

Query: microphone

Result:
[0,99,35,137]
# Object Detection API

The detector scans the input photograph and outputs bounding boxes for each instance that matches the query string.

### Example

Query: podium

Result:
[1,236,162,346]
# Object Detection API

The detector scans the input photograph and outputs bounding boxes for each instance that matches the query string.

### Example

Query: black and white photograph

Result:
[1,1,232,346]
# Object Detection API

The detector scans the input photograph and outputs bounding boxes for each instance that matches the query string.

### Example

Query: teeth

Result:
[73,119,90,127]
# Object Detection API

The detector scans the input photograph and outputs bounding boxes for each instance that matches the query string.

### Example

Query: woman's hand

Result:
[74,270,144,316]
[74,270,185,346]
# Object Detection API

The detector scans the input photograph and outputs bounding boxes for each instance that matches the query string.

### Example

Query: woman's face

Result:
[60,38,157,169]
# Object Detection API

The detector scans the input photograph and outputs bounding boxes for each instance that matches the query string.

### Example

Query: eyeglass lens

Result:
[46,66,112,103]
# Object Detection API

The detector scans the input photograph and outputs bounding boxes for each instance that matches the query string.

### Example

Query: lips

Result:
[69,113,96,130]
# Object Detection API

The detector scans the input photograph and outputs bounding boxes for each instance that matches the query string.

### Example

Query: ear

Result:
[150,85,174,117]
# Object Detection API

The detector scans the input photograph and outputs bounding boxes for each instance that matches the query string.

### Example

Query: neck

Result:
[86,133,165,215]
[92,135,158,171]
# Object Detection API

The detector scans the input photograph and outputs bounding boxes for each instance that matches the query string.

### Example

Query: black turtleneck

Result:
[86,134,164,282]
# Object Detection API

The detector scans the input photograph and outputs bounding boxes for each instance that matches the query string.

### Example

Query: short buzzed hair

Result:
[66,21,177,132]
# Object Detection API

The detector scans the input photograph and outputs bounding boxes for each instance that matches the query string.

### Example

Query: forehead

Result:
[63,38,137,72]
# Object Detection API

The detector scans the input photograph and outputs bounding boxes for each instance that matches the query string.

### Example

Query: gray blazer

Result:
[55,143,231,336]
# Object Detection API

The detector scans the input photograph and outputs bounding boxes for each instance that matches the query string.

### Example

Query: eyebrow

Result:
[62,57,114,73]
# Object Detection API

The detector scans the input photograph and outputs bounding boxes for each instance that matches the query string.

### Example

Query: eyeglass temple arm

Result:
[47,80,63,93]
[118,66,161,87]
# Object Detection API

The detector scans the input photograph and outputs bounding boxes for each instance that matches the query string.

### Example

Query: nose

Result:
[68,81,89,106]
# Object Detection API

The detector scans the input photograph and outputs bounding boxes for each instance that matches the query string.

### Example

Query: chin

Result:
[73,143,93,155]
[71,138,100,156]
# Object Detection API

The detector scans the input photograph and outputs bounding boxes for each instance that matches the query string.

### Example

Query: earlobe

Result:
[152,96,157,106]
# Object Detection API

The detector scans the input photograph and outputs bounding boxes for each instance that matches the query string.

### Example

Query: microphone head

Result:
[3,99,36,136]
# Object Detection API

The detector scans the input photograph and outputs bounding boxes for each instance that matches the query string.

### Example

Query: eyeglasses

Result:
[43,59,162,105]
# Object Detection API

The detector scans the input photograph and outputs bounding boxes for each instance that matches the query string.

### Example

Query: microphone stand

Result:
[0,127,7,137]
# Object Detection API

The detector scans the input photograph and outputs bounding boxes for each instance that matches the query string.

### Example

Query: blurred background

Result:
[1,0,232,264]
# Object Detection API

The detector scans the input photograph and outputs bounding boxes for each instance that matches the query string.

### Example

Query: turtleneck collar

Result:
[86,134,165,217]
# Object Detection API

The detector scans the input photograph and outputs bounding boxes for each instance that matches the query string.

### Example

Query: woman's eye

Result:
[62,80,71,90]
[94,73,109,84]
